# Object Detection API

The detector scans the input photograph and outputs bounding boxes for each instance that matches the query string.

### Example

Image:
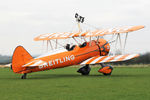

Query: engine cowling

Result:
[97,39,110,56]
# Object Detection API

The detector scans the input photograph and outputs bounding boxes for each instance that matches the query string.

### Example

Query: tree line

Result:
[0,55,11,64]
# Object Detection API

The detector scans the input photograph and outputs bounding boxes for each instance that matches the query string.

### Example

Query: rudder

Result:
[12,46,33,73]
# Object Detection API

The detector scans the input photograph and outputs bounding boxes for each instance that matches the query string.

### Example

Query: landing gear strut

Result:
[21,73,27,79]
[77,64,91,75]
[98,64,113,76]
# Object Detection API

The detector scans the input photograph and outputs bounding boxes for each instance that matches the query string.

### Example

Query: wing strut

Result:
[55,39,58,49]
[49,40,53,50]
[73,37,80,45]
[118,34,122,53]
[111,32,129,55]
[123,33,128,54]
[47,40,49,51]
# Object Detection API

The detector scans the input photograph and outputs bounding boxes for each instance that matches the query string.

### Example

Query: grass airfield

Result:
[0,65,150,100]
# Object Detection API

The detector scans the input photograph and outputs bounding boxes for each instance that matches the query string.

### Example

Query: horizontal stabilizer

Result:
[80,54,139,65]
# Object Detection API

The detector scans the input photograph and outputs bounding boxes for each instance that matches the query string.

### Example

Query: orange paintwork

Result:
[12,39,110,74]
[98,66,112,74]
[12,46,33,73]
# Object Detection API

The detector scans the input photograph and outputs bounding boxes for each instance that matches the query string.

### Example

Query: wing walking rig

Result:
[11,13,145,79]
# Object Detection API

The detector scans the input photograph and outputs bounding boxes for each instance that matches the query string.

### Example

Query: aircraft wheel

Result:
[77,65,91,75]
[103,71,112,76]
[10,64,12,70]
[21,73,27,79]
[98,65,113,76]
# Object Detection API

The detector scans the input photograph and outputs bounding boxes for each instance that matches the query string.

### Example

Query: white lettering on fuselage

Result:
[39,55,75,69]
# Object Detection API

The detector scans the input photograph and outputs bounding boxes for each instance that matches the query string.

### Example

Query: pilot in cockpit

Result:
[65,42,87,51]
[79,42,87,48]
[65,44,76,51]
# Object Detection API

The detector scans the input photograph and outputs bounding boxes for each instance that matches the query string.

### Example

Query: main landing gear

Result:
[77,64,91,75]
[98,64,113,75]
[21,73,27,79]
[77,64,113,76]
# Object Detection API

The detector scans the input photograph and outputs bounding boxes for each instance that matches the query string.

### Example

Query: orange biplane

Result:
[11,13,144,79]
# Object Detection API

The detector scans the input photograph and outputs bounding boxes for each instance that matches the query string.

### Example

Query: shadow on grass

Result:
[111,74,150,78]
[0,74,100,80]
[26,73,150,80]
[28,74,101,80]
[1,73,150,80]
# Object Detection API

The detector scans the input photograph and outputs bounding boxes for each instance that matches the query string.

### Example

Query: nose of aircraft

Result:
[97,39,110,56]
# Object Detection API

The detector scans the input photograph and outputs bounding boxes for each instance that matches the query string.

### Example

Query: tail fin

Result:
[12,46,33,73]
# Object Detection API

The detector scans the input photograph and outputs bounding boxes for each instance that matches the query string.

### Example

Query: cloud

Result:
[0,0,150,55]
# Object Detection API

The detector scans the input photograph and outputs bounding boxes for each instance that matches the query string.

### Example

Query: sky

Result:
[0,0,150,56]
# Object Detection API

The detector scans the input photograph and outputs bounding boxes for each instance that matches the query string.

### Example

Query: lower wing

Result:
[80,54,139,65]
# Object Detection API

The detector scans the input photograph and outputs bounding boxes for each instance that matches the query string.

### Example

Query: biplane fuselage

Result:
[12,39,110,74]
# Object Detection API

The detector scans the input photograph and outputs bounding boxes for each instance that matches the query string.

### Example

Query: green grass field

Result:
[0,65,150,100]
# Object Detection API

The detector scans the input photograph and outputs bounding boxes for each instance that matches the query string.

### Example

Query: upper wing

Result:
[34,25,144,41]
[34,31,89,41]
[80,54,139,65]
[86,25,145,37]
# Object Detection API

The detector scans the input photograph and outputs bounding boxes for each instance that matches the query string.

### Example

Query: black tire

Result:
[77,65,91,75]
[10,64,12,70]
[21,73,27,79]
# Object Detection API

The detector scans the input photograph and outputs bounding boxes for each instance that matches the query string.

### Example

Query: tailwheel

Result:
[77,64,91,75]
[98,64,113,76]
[21,73,27,79]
